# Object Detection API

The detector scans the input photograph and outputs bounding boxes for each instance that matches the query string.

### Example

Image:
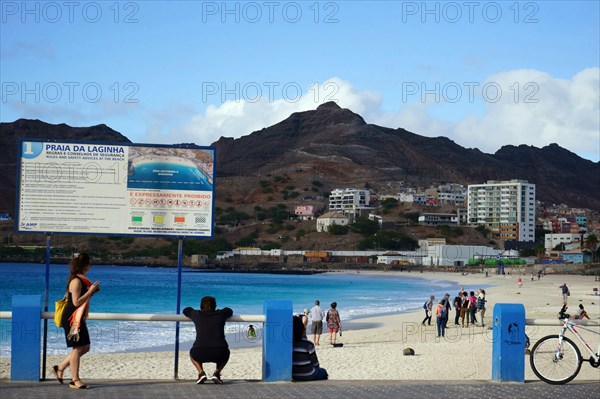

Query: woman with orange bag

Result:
[51,253,101,389]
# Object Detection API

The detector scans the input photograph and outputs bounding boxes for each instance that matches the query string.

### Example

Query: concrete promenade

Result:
[1,379,599,399]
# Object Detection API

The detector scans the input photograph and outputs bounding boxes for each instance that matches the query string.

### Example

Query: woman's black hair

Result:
[292,315,305,342]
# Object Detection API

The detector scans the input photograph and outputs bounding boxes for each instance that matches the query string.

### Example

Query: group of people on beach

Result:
[51,254,332,388]
[422,287,487,338]
[303,300,342,346]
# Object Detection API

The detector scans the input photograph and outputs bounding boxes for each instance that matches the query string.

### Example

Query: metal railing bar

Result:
[0,311,265,323]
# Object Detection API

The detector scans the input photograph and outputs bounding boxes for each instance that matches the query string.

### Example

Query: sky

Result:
[1,1,599,161]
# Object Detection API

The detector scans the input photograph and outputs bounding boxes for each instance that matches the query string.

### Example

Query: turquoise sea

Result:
[0,263,458,356]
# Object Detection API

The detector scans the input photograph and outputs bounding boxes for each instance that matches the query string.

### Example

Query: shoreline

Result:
[1,271,599,381]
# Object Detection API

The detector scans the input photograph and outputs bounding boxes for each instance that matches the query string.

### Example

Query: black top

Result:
[61,277,88,327]
[183,307,233,348]
[453,296,462,309]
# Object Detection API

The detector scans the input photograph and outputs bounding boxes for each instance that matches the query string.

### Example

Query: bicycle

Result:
[530,309,600,384]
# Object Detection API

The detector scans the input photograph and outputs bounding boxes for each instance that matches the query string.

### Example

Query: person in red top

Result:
[468,291,478,326]
[326,302,342,345]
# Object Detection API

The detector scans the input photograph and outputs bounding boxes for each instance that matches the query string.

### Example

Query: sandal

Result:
[51,365,64,384]
[69,380,90,389]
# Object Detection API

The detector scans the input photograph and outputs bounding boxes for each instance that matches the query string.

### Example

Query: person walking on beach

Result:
[421,295,435,326]
[442,293,451,328]
[435,299,447,338]
[453,292,462,325]
[52,253,101,390]
[468,291,478,326]
[560,283,570,306]
[183,296,233,384]
[309,300,326,346]
[292,315,328,381]
[476,289,487,327]
[326,302,342,345]
[460,291,469,327]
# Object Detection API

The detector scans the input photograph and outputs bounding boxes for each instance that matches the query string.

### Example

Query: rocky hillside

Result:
[212,102,599,211]
[1,105,599,215]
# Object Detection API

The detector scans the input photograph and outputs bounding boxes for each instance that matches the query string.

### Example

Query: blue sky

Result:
[1,1,599,161]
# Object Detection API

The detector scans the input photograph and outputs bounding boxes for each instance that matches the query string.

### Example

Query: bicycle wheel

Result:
[530,334,582,384]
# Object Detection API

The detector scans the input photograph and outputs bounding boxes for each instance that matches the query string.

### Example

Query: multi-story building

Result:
[467,179,536,242]
[328,188,372,218]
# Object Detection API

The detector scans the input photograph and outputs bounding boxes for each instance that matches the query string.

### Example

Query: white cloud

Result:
[167,77,382,145]
[453,68,600,159]
[164,69,599,161]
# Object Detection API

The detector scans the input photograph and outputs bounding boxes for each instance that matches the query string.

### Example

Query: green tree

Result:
[236,230,259,247]
[380,198,399,210]
[296,229,307,241]
[327,224,349,235]
[553,242,566,251]
[585,234,598,261]
[475,224,490,238]
[350,217,380,236]
[357,231,417,251]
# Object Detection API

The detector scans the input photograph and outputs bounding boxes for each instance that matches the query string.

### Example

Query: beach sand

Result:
[2,271,599,382]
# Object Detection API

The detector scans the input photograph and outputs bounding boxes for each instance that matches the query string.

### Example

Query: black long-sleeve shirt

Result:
[183,307,233,348]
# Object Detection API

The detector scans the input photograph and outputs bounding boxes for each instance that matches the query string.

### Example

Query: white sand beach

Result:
[2,271,599,382]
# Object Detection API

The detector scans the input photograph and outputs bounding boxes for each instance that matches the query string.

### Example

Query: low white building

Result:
[544,233,584,251]
[376,252,426,265]
[427,244,502,266]
[316,211,349,232]
[418,213,458,226]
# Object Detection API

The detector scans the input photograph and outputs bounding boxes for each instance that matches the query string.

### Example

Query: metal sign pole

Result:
[174,238,184,380]
[42,233,51,380]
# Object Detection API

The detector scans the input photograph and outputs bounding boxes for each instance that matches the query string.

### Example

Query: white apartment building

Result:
[328,188,372,218]
[467,180,536,242]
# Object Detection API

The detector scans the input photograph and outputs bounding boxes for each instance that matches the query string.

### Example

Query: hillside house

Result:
[317,212,349,232]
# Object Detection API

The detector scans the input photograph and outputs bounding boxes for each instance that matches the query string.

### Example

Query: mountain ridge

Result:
[1,105,598,214]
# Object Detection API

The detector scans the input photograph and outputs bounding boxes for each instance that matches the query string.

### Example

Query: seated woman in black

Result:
[183,296,233,384]
[292,315,328,381]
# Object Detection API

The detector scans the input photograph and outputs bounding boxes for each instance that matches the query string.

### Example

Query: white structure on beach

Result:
[426,244,502,266]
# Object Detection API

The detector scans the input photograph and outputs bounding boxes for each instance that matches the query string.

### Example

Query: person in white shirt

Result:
[308,300,326,346]
[575,304,590,320]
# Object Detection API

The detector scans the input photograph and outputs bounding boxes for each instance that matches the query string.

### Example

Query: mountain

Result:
[0,119,130,213]
[212,102,600,211]
[1,106,599,216]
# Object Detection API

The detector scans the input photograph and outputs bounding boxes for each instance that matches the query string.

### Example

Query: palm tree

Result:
[585,234,599,262]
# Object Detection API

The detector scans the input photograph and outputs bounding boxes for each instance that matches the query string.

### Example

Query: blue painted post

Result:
[492,303,526,382]
[263,300,293,382]
[11,295,42,382]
